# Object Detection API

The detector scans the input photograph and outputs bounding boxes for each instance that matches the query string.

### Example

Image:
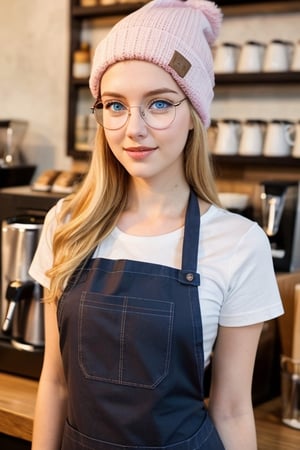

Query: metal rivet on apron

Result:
[186,273,194,282]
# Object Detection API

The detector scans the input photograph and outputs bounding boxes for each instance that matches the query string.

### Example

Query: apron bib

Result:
[57,191,225,449]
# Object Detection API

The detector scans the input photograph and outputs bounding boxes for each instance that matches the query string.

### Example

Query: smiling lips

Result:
[124,146,158,160]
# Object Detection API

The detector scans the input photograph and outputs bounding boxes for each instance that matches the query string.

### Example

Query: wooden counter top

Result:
[255,397,300,449]
[0,372,37,441]
[0,372,300,447]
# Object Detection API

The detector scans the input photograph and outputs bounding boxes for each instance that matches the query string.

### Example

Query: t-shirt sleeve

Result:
[28,200,63,289]
[219,222,284,326]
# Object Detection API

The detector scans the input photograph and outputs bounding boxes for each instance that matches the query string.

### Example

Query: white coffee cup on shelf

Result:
[263,40,293,72]
[239,120,266,156]
[291,40,300,71]
[263,120,294,157]
[213,43,240,73]
[207,120,218,154]
[291,121,300,157]
[213,119,241,155]
[237,41,266,73]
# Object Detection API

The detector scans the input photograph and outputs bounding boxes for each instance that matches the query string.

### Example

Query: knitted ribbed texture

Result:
[89,0,222,127]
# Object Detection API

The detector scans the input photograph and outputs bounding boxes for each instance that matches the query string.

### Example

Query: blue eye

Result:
[105,101,126,113]
[150,99,172,110]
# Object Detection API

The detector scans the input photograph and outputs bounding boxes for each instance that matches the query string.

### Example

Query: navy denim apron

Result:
[57,191,225,449]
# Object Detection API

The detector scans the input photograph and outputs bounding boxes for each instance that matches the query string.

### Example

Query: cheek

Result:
[104,130,123,153]
[167,123,190,151]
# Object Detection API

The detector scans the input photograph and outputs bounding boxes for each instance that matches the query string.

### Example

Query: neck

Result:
[118,180,191,236]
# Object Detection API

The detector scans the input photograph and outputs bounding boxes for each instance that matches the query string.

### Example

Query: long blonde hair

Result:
[47,106,220,302]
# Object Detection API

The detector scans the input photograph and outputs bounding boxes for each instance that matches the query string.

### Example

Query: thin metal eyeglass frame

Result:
[90,98,187,130]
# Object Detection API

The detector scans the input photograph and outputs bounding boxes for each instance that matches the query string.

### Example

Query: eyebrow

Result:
[101,88,180,98]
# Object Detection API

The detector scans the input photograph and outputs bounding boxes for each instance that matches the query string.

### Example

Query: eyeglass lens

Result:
[92,99,186,130]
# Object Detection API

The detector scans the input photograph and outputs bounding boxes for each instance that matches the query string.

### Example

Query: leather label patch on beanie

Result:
[168,51,191,78]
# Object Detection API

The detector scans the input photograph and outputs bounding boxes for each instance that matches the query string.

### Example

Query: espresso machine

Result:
[260,180,300,272]
[1,216,44,348]
[0,187,64,379]
[0,215,45,379]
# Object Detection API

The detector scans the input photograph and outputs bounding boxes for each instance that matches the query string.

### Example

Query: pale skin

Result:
[208,323,263,449]
[31,298,67,450]
[31,60,263,449]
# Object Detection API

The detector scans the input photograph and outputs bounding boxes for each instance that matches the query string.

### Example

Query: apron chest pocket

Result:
[79,292,174,389]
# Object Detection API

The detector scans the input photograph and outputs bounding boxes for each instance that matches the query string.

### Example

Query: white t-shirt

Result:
[29,199,283,366]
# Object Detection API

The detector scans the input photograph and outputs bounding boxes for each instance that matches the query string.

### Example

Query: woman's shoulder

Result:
[201,204,270,258]
[40,198,70,246]
[203,204,263,235]
[44,198,68,224]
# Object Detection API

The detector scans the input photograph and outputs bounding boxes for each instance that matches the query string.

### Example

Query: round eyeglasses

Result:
[90,98,187,131]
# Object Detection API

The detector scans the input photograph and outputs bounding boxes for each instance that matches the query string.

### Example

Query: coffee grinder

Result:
[260,180,300,272]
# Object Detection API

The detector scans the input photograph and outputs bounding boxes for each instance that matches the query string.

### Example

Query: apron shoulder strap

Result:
[180,191,201,286]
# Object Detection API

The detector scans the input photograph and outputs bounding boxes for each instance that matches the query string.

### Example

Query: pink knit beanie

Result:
[89,0,222,127]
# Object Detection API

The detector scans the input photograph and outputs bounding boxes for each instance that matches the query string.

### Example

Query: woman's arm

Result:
[31,294,68,450]
[208,323,263,450]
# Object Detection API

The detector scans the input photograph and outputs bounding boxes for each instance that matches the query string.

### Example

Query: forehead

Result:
[100,60,182,96]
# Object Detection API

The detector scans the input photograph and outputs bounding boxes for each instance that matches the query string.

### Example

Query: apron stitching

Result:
[119,297,128,383]
[78,291,90,378]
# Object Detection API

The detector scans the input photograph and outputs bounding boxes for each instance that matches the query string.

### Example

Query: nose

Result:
[125,106,148,136]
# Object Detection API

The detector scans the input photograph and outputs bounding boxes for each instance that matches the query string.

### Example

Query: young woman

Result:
[30,1,283,449]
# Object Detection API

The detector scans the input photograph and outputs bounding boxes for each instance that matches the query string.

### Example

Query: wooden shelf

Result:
[212,155,300,168]
[215,71,300,86]
[72,71,300,88]
[71,1,300,18]
[219,0,300,15]
[72,3,146,18]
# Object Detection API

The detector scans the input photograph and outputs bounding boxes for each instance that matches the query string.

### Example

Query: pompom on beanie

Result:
[89,0,223,128]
